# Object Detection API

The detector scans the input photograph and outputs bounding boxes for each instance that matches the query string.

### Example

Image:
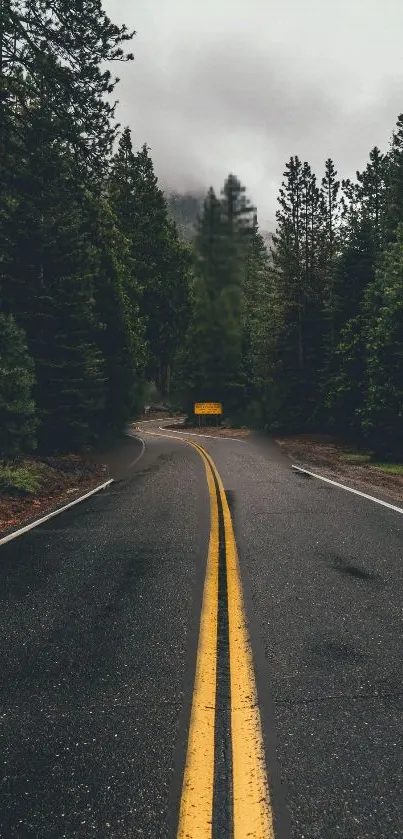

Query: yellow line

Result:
[141,429,274,836]
[177,445,219,838]
[193,444,274,839]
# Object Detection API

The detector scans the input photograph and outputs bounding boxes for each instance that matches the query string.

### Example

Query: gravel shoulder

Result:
[0,455,108,538]
[275,434,403,504]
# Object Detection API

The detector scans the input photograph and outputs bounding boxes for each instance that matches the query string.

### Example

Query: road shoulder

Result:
[275,433,403,505]
[0,433,144,540]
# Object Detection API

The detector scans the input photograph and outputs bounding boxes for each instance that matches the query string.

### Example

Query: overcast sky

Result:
[104,0,403,229]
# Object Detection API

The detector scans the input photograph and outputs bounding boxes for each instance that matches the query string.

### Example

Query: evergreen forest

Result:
[1,2,403,462]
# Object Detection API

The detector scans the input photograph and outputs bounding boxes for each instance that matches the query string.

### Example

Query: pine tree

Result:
[1,2,138,452]
[4,135,106,452]
[384,115,403,243]
[324,314,367,439]
[88,195,147,429]
[239,214,277,424]
[193,187,223,299]
[152,218,192,394]
[179,188,223,407]
[322,159,340,258]
[178,175,255,414]
[357,146,387,250]
[270,157,327,428]
[219,174,255,340]
[109,131,191,394]
[359,224,403,458]
[271,156,303,383]
[320,158,340,350]
[0,311,37,460]
[32,186,106,453]
[330,150,387,339]
[0,0,135,176]
[108,128,138,230]
[326,153,386,435]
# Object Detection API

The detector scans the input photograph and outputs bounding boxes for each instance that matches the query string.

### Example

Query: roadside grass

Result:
[277,434,403,476]
[338,452,372,464]
[339,451,403,474]
[327,447,403,477]
[371,462,403,475]
[0,460,57,496]
[338,451,403,475]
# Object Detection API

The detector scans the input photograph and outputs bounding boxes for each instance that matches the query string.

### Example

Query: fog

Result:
[104,0,403,228]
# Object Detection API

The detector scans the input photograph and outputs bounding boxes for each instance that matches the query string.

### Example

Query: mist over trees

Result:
[166,192,205,243]
[1,2,402,461]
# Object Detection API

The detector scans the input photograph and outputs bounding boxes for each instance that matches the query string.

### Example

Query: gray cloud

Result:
[105,0,403,228]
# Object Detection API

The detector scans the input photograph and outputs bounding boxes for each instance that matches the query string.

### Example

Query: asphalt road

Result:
[1,420,402,838]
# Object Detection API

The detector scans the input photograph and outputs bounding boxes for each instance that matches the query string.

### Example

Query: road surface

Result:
[0,419,402,838]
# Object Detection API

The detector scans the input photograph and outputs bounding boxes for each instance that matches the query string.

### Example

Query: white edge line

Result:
[0,433,147,548]
[124,433,146,467]
[0,478,114,547]
[292,465,403,514]
[135,416,187,424]
[157,425,246,442]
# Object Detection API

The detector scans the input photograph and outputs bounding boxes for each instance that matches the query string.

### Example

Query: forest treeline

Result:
[175,120,403,460]
[1,2,402,461]
[0,0,191,457]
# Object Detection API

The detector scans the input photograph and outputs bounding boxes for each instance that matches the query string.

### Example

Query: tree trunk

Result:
[298,304,304,371]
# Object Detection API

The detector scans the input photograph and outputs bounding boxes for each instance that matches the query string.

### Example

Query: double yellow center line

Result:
[177,440,274,838]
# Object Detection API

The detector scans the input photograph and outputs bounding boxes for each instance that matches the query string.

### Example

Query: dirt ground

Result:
[275,434,403,504]
[0,455,108,538]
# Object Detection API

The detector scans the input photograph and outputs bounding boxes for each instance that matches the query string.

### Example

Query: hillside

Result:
[166,189,275,250]
[166,191,205,242]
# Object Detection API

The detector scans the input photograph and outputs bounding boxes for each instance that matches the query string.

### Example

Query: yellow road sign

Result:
[194,402,223,415]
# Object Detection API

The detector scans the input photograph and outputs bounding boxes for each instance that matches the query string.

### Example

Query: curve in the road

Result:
[158,425,246,443]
